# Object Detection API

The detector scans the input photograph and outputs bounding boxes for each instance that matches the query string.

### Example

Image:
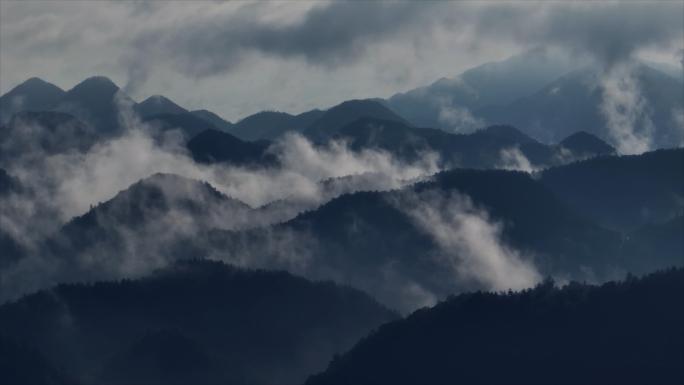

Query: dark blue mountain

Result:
[481,65,683,147]
[135,95,188,118]
[302,100,408,142]
[230,109,324,141]
[206,169,623,312]
[385,49,577,130]
[0,77,65,124]
[540,148,684,231]
[186,128,276,166]
[558,131,616,158]
[0,111,97,162]
[53,76,133,135]
[142,112,219,141]
[307,268,684,385]
[0,335,72,385]
[190,109,234,132]
[335,117,609,168]
[0,259,396,385]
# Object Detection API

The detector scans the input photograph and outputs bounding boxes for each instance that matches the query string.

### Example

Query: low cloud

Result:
[397,190,541,292]
[497,147,536,173]
[0,103,440,303]
[599,63,654,155]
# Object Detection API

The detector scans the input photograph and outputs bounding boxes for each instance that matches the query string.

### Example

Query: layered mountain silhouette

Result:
[204,168,624,312]
[42,173,253,277]
[230,109,324,141]
[307,268,684,385]
[334,117,613,168]
[302,99,407,142]
[481,65,684,147]
[558,130,617,158]
[540,148,684,231]
[142,112,221,142]
[53,76,134,135]
[0,77,66,124]
[190,109,234,132]
[385,51,682,150]
[228,99,406,143]
[385,49,578,130]
[0,259,396,385]
[186,129,276,166]
[135,95,188,118]
[0,111,98,162]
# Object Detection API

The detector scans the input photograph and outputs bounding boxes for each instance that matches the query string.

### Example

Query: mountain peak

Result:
[136,94,187,117]
[559,131,616,156]
[303,99,408,141]
[0,77,66,123]
[69,76,120,95]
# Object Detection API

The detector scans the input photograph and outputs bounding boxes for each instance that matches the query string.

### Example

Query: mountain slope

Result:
[0,111,97,162]
[207,169,622,313]
[143,112,219,141]
[0,259,397,385]
[558,131,616,158]
[230,109,324,141]
[46,173,251,265]
[53,76,133,135]
[135,95,188,118]
[385,49,577,130]
[335,117,608,168]
[0,335,73,385]
[190,109,234,132]
[540,148,684,231]
[0,77,66,124]
[186,128,276,166]
[303,100,408,142]
[307,268,684,385]
[482,65,684,147]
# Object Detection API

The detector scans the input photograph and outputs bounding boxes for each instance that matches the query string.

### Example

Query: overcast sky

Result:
[1,1,682,122]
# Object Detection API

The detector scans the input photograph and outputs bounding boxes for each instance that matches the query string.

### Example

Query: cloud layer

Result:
[1,1,681,120]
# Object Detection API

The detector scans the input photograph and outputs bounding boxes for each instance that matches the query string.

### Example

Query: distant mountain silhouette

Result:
[44,173,252,274]
[558,131,616,158]
[207,169,622,312]
[190,109,234,132]
[0,77,65,124]
[230,109,324,141]
[385,49,577,129]
[186,128,276,166]
[335,117,608,168]
[0,259,396,385]
[540,148,684,231]
[481,65,684,147]
[135,95,188,118]
[0,111,98,162]
[142,112,219,141]
[303,100,408,142]
[53,76,133,135]
[307,268,684,385]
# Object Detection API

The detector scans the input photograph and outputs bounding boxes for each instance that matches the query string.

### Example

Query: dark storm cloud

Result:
[119,1,683,86]
[1,1,682,120]
[123,1,432,79]
[470,1,684,68]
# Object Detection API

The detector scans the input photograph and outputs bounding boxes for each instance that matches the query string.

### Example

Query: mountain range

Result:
[307,268,684,385]
[0,48,682,385]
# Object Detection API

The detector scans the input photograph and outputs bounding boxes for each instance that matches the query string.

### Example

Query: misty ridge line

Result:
[0,92,566,312]
[0,64,680,313]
